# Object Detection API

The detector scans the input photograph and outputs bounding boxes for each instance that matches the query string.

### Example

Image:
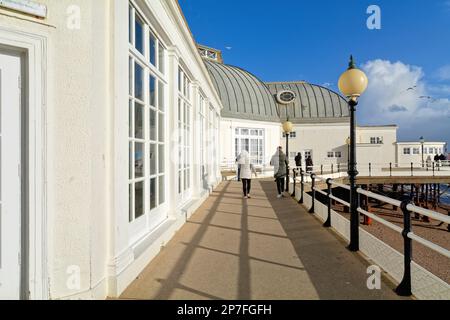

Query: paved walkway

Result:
[121,179,404,300]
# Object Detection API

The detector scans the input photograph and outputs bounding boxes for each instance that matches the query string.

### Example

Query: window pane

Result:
[158,113,164,142]
[135,142,144,178]
[135,182,144,219]
[129,184,133,222]
[150,109,156,141]
[150,76,156,107]
[135,63,144,100]
[158,44,165,74]
[129,57,133,95]
[135,102,144,139]
[159,144,165,173]
[135,14,144,55]
[178,68,182,92]
[150,178,156,210]
[129,100,133,138]
[129,6,133,44]
[158,81,164,111]
[150,33,156,66]
[159,176,165,205]
[150,143,156,175]
[129,142,133,180]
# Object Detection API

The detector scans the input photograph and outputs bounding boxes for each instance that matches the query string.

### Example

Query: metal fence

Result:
[291,167,450,297]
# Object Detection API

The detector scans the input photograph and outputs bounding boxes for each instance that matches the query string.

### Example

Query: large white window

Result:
[199,95,206,184]
[128,3,166,223]
[235,128,264,165]
[178,67,192,197]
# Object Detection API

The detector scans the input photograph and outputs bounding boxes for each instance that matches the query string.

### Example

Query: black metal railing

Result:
[291,170,450,297]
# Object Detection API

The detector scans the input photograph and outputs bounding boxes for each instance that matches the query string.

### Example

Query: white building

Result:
[0,0,222,300]
[396,142,447,166]
[0,0,447,300]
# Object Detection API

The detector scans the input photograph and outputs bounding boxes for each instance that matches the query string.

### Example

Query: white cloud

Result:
[358,59,450,142]
[436,65,450,81]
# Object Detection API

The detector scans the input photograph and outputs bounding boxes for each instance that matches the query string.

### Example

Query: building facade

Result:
[0,0,221,299]
[0,0,447,300]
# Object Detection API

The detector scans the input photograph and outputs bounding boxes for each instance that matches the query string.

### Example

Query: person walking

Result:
[271,147,288,199]
[236,150,256,199]
[306,156,314,173]
[294,152,302,168]
[235,157,241,181]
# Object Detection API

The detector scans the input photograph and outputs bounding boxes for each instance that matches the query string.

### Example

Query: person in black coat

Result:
[294,153,302,168]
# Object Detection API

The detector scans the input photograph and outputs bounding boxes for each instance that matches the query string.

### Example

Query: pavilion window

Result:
[235,127,265,165]
[128,3,166,222]
[403,148,411,155]
[178,67,192,198]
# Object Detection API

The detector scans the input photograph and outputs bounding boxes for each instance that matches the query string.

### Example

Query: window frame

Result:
[128,3,167,232]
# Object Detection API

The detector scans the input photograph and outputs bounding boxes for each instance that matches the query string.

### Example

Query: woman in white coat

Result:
[236,150,257,199]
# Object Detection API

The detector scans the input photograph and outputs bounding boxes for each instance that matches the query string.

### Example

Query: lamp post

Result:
[346,137,351,169]
[283,120,293,192]
[420,136,425,168]
[338,55,368,252]
[276,90,296,193]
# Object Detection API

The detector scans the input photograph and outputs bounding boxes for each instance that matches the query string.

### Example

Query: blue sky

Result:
[179,0,450,146]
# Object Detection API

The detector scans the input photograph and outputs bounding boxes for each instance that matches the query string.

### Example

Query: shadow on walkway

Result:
[120,179,405,300]
[259,180,403,300]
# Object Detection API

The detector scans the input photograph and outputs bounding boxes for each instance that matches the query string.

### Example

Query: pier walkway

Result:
[120,179,405,300]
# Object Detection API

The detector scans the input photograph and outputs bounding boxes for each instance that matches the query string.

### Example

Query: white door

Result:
[0,51,22,300]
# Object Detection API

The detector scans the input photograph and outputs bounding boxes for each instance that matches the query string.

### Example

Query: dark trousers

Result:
[242,179,251,196]
[276,177,285,194]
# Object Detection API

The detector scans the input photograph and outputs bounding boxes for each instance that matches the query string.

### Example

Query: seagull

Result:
[419,95,437,102]
[406,85,417,91]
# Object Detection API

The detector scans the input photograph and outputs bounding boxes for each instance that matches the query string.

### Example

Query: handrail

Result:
[294,169,450,297]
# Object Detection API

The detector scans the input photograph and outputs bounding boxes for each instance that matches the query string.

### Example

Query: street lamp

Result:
[420,136,425,168]
[277,90,296,193]
[346,137,351,169]
[283,118,293,192]
[338,55,368,252]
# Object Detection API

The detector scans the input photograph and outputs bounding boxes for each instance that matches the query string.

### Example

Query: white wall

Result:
[397,142,447,166]
[220,118,281,167]
[0,0,222,300]
[282,124,398,170]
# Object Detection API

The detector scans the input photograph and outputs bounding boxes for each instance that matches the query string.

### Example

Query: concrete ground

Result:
[120,179,406,300]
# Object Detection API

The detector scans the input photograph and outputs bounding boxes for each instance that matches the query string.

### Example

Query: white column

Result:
[191,81,201,197]
[167,46,181,218]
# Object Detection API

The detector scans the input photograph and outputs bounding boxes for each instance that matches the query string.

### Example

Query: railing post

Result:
[324,178,332,228]
[369,163,372,177]
[309,173,316,214]
[447,210,450,232]
[411,162,413,177]
[291,168,297,198]
[331,164,334,175]
[396,199,413,297]
[390,163,392,177]
[433,162,435,177]
[337,163,340,173]
[298,169,304,204]
[321,165,323,175]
